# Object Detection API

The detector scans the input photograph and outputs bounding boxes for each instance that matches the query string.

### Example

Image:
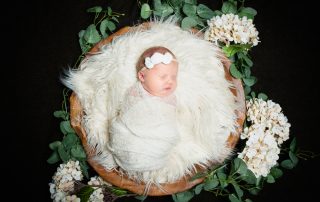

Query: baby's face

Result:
[139,61,178,97]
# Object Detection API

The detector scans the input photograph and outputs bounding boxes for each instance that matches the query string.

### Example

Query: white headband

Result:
[144,52,174,69]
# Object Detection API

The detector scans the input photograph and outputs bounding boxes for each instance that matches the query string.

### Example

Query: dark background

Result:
[10,0,319,201]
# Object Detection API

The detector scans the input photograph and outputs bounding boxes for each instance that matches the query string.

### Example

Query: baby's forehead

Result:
[151,63,178,74]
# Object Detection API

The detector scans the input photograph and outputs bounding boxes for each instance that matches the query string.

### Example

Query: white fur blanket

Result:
[62,20,239,184]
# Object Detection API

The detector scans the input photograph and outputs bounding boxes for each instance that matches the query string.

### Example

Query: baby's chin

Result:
[158,88,175,97]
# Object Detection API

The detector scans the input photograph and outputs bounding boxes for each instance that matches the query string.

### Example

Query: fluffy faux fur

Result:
[62,19,239,185]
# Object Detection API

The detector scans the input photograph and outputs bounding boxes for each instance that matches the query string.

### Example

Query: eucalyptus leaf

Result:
[244,85,251,95]
[249,187,261,195]
[194,16,205,27]
[230,64,243,79]
[213,10,223,16]
[183,4,197,17]
[78,29,85,38]
[169,0,183,7]
[106,21,116,31]
[79,160,89,178]
[174,8,183,20]
[49,141,62,150]
[232,158,241,172]
[243,76,257,87]
[57,144,70,162]
[47,151,60,164]
[135,195,148,201]
[250,91,256,98]
[243,65,251,78]
[100,19,109,38]
[153,0,162,10]
[270,167,283,179]
[217,172,228,188]
[229,194,241,202]
[194,183,204,195]
[86,6,102,13]
[107,6,112,16]
[242,54,253,67]
[204,177,219,191]
[84,24,101,44]
[289,151,299,166]
[258,93,268,101]
[266,174,275,183]
[197,4,215,19]
[184,0,197,4]
[77,186,95,202]
[222,1,237,14]
[53,110,68,120]
[78,33,91,54]
[59,123,67,135]
[141,3,152,19]
[232,182,244,198]
[71,145,87,159]
[172,190,194,202]
[60,120,75,134]
[62,133,78,150]
[238,7,257,19]
[110,187,128,196]
[242,169,257,184]
[231,158,248,177]
[160,4,174,17]
[290,137,297,152]
[281,159,294,169]
[181,16,197,30]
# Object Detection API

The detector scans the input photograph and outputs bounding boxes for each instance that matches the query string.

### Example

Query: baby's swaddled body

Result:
[108,82,180,171]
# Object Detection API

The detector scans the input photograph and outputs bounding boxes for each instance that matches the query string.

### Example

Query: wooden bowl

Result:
[70,23,246,196]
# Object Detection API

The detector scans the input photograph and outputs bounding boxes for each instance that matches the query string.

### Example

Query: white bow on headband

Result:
[145,52,174,69]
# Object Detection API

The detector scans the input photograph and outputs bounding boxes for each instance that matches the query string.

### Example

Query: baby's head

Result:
[136,46,178,97]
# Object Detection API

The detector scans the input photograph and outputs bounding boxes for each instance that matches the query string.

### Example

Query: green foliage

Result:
[135,195,148,201]
[139,0,215,30]
[76,186,95,202]
[280,137,300,170]
[47,89,89,178]
[139,0,256,30]
[172,190,194,202]
[75,6,124,67]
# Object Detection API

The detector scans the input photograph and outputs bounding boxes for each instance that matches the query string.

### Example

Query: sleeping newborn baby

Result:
[108,46,180,172]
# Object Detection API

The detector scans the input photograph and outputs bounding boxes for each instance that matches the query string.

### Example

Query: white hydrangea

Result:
[88,188,104,202]
[204,13,260,46]
[87,176,111,202]
[238,98,291,177]
[49,160,83,202]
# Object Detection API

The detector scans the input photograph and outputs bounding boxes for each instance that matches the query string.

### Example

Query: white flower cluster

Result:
[238,98,291,177]
[204,13,260,46]
[87,176,111,202]
[49,160,83,202]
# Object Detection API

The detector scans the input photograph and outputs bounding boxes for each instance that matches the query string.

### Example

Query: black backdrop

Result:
[10,0,319,201]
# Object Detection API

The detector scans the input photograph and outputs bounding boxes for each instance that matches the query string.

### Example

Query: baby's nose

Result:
[167,79,173,84]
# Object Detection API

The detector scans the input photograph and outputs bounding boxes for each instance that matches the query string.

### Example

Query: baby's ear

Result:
[138,71,145,82]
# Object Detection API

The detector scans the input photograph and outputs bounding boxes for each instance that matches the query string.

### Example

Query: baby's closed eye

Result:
[160,75,168,80]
